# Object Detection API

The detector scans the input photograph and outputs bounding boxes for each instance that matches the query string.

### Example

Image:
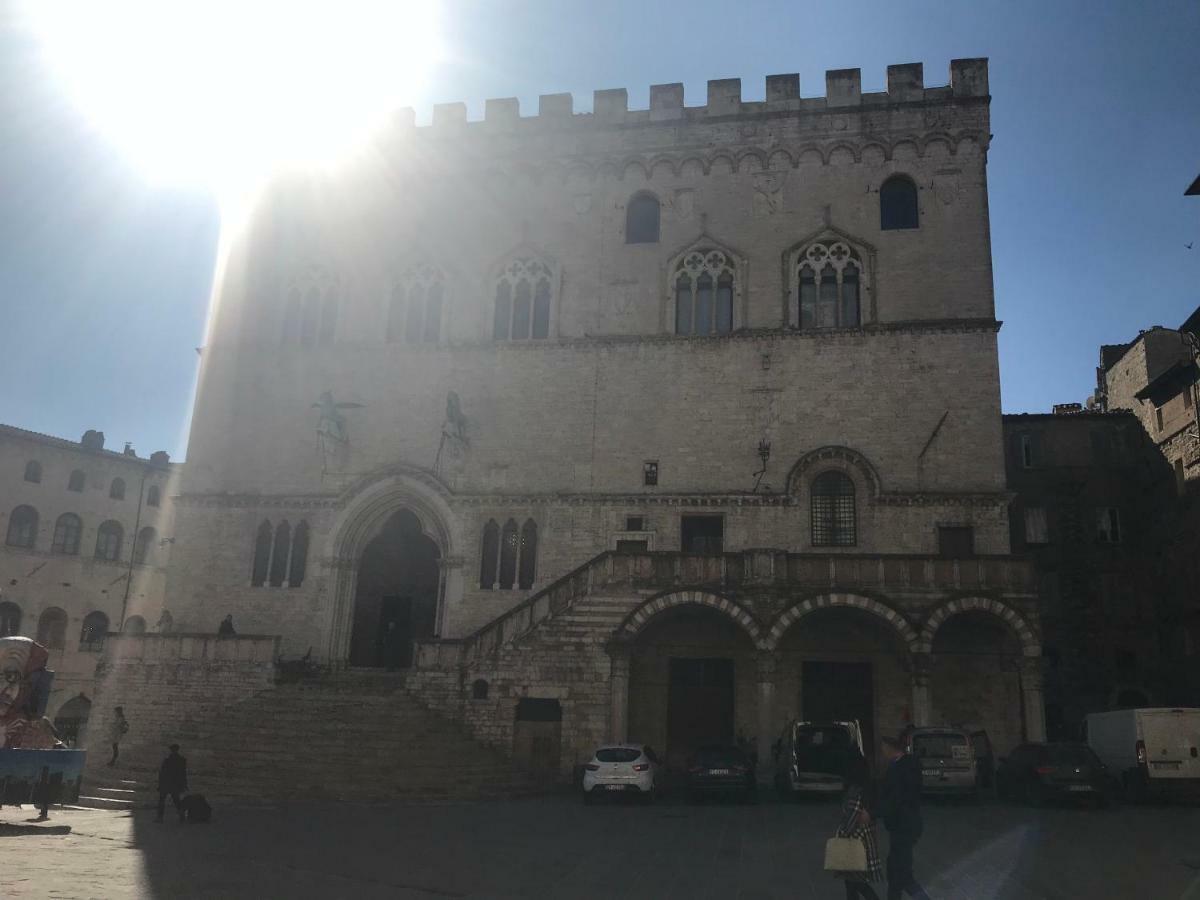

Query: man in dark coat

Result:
[156,744,188,823]
[217,615,236,636]
[877,735,931,900]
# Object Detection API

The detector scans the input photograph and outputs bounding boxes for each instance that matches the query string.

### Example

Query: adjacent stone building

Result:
[0,425,176,743]
[95,59,1045,783]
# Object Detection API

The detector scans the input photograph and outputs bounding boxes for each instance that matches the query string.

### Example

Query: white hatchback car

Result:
[582,744,660,802]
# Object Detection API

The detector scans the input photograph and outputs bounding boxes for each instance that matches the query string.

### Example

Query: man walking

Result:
[156,744,188,823]
[106,706,129,766]
[877,735,931,900]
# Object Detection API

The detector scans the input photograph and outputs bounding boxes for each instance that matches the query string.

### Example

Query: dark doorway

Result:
[802,661,874,759]
[668,658,734,761]
[349,510,440,668]
[680,515,723,554]
[514,698,562,780]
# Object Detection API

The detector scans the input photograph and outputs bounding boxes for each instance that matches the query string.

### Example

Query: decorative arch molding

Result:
[614,590,764,648]
[785,445,883,499]
[665,232,750,335]
[328,466,460,564]
[918,596,1041,657]
[782,224,877,328]
[764,593,918,652]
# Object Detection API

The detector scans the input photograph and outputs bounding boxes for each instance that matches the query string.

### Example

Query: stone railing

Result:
[99,633,282,666]
[413,549,1036,670]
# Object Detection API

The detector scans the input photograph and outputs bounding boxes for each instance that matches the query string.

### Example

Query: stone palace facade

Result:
[144,58,1043,778]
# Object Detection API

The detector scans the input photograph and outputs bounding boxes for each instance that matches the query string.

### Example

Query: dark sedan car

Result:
[997,742,1118,807]
[686,746,757,802]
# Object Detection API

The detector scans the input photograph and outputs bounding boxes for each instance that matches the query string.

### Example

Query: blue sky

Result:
[1,0,1197,460]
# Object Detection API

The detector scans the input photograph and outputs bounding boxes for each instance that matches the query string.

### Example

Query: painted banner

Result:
[0,748,86,806]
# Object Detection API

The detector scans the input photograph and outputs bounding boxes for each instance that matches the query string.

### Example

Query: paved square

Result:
[3,794,1199,899]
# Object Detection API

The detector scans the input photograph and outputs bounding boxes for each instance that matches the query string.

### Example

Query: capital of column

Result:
[325,555,360,572]
[438,556,467,571]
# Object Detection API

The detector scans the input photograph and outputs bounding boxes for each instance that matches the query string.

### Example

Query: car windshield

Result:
[1045,745,1095,765]
[595,748,641,763]
[913,734,970,759]
[694,747,747,766]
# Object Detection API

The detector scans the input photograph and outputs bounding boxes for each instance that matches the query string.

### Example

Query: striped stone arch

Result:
[764,593,918,652]
[918,597,1040,658]
[615,590,764,647]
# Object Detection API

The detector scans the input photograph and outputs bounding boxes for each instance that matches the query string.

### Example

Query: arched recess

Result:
[614,589,763,647]
[785,445,883,499]
[918,596,1040,657]
[324,467,463,662]
[765,593,918,652]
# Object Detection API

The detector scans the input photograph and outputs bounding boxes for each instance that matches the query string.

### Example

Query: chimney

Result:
[150,451,171,467]
[81,430,105,451]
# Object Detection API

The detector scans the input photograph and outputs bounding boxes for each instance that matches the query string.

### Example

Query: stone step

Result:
[75,794,138,810]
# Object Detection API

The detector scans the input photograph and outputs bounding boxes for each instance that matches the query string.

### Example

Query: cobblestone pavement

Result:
[3,793,1200,899]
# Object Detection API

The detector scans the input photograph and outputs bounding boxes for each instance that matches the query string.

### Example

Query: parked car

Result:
[685,745,756,802]
[582,744,660,803]
[910,727,983,798]
[774,720,864,799]
[1085,708,1200,802]
[996,742,1118,806]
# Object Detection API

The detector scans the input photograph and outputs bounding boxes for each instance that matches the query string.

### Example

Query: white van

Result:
[1085,708,1200,801]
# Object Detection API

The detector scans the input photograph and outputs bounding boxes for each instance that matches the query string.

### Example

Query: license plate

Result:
[709,769,730,776]
[605,784,625,791]
[922,770,939,776]
[1067,785,1093,792]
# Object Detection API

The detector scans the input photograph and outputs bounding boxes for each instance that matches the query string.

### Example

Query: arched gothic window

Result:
[146,485,161,507]
[880,175,919,230]
[67,470,86,492]
[287,521,309,587]
[0,601,21,637]
[6,505,38,548]
[479,519,500,589]
[282,269,340,347]
[269,521,291,587]
[95,520,123,561]
[110,478,126,500]
[52,513,82,555]
[133,526,157,565]
[498,519,519,590]
[518,519,538,589]
[389,266,445,344]
[24,460,42,483]
[493,258,552,341]
[811,471,857,547]
[626,193,660,244]
[796,241,863,329]
[673,250,736,336]
[37,607,68,650]
[251,520,272,587]
[79,611,110,652]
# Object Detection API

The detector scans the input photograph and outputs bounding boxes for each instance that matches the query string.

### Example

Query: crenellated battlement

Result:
[392,60,988,134]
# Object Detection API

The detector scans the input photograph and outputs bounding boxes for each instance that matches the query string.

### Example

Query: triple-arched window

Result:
[880,175,919,230]
[479,518,538,590]
[673,249,737,336]
[6,505,38,548]
[796,241,863,330]
[52,513,82,555]
[250,519,310,587]
[387,265,445,344]
[493,258,552,341]
[95,520,123,561]
[23,460,42,483]
[810,471,857,547]
[282,273,339,347]
[626,193,660,244]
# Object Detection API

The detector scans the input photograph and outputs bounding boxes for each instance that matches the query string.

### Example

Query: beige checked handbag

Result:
[824,836,868,872]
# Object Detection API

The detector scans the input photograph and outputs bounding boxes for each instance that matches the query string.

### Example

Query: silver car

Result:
[910,727,979,796]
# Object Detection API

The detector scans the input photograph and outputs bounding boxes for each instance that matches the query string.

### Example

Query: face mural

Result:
[0,636,50,724]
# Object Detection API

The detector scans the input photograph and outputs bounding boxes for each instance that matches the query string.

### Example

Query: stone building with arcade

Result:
[96,58,1044,785]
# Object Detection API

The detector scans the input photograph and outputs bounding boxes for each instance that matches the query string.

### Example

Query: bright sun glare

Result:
[24,1,440,198]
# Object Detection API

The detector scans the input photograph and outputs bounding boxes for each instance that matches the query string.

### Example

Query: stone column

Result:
[1020,656,1046,743]
[910,652,933,728]
[755,650,780,783]
[607,644,631,743]
[436,556,466,638]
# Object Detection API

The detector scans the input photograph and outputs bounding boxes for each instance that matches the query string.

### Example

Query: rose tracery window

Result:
[388,265,445,344]
[493,258,552,341]
[674,250,735,336]
[797,241,862,330]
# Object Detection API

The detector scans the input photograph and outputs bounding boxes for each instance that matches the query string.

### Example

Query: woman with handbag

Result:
[826,755,884,900]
